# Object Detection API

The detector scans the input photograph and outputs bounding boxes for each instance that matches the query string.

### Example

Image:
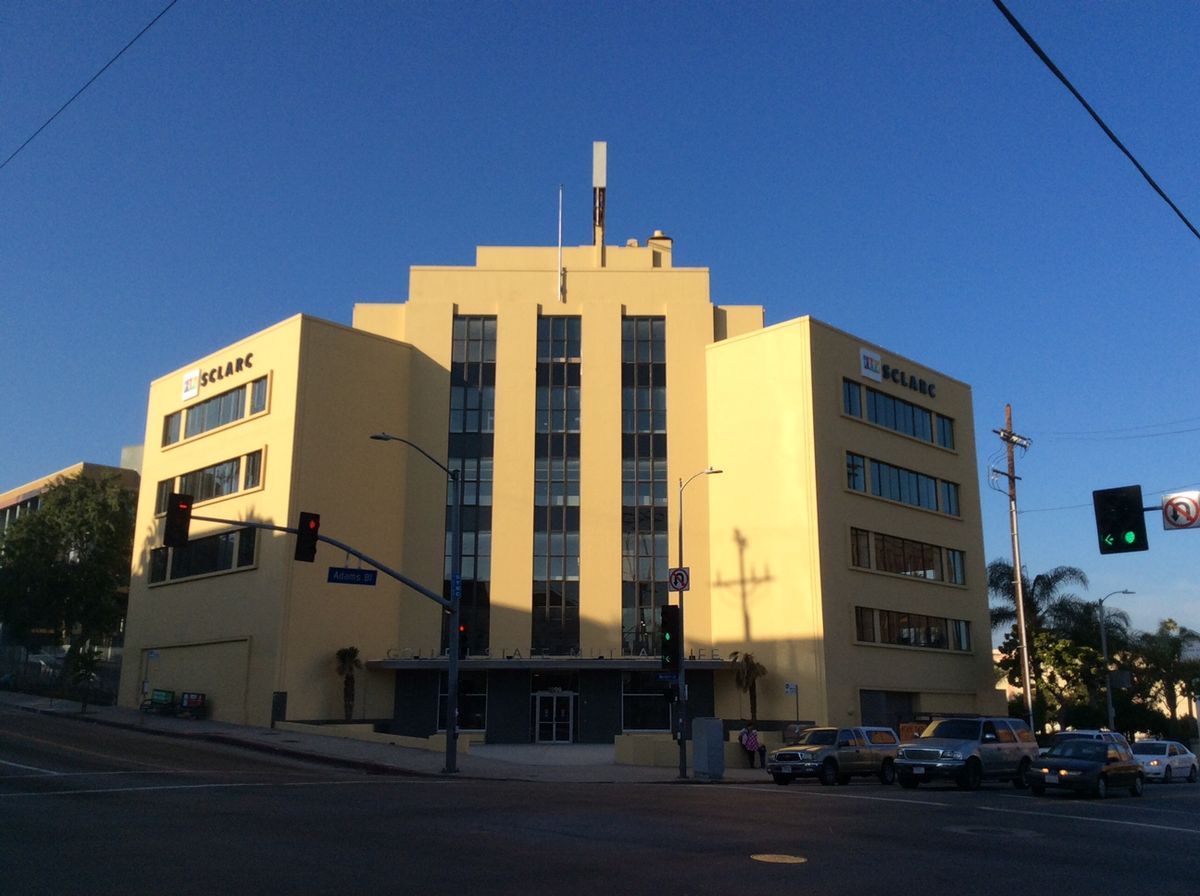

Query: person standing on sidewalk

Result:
[738,722,767,768]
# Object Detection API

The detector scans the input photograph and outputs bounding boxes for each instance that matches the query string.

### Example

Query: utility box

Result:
[692,717,725,780]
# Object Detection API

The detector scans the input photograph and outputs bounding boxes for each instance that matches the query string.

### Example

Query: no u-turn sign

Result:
[1163,491,1200,529]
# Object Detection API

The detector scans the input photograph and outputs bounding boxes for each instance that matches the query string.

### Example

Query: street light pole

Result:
[371,432,462,774]
[676,466,722,780]
[1098,589,1134,732]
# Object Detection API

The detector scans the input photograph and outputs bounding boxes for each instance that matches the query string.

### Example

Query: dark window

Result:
[155,479,173,515]
[846,453,866,492]
[444,316,496,656]
[855,606,876,642]
[850,528,871,568]
[936,414,955,450]
[162,411,181,447]
[157,527,256,582]
[532,316,580,655]
[621,317,668,657]
[622,671,671,730]
[843,379,862,418]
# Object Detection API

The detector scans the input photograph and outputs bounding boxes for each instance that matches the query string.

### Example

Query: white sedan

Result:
[1131,740,1198,783]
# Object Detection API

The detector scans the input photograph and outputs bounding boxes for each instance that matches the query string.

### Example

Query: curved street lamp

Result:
[1098,589,1134,731]
[371,432,462,774]
[675,466,722,779]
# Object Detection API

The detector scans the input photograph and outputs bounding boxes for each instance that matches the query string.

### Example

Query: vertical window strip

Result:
[447,316,497,656]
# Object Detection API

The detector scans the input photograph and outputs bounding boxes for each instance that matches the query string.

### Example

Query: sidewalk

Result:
[0,690,775,785]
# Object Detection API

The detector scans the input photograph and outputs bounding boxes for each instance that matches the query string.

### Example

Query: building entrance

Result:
[533,691,574,743]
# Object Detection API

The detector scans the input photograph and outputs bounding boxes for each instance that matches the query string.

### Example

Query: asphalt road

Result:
[3,706,1198,894]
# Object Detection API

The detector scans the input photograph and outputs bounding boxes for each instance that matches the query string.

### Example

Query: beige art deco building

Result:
[118,156,1003,738]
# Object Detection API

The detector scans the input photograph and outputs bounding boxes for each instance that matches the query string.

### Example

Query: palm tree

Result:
[729,651,767,723]
[335,647,362,721]
[987,559,1091,634]
[1133,620,1200,723]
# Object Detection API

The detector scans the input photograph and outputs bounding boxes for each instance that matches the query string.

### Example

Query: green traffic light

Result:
[1123,530,1137,545]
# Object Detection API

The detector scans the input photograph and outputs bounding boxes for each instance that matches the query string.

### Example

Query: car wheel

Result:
[898,775,919,789]
[956,759,982,791]
[1130,775,1144,798]
[1164,766,1173,784]
[818,759,838,786]
[1093,776,1107,799]
[1188,764,1198,784]
[772,774,793,786]
[1012,758,1031,789]
[1029,783,1045,796]
[878,759,896,785]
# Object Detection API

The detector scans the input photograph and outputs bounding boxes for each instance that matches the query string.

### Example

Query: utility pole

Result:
[993,404,1036,733]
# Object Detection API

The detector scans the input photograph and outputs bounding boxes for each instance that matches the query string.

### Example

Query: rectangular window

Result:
[846,453,866,492]
[946,549,965,585]
[861,455,954,514]
[621,317,668,657]
[155,479,174,514]
[864,386,933,442]
[940,481,960,516]
[162,412,181,447]
[243,450,263,489]
[249,377,268,415]
[866,607,970,651]
[850,528,871,568]
[936,414,955,450]
[843,379,862,418]
[853,527,961,584]
[855,606,876,642]
[153,527,256,583]
[622,671,671,730]
[533,317,581,656]
[445,316,497,657]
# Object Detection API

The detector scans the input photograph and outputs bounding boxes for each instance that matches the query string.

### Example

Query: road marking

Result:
[0,758,59,775]
[727,784,951,808]
[978,805,1200,835]
[751,854,807,864]
[0,778,455,799]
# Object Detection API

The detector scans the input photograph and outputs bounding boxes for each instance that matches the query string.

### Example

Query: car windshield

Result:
[1132,742,1167,756]
[921,719,981,740]
[1050,741,1106,762]
[794,728,837,746]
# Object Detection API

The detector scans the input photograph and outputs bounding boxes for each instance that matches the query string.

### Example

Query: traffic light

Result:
[457,622,468,657]
[1092,485,1148,555]
[164,493,193,548]
[295,511,320,562]
[660,604,682,671]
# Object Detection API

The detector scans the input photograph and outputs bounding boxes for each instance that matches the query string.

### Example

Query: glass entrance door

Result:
[534,691,574,743]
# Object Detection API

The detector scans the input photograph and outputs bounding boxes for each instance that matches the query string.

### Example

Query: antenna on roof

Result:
[592,141,606,267]
[557,184,566,302]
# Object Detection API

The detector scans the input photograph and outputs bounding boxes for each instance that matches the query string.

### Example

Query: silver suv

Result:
[766,726,899,786]
[895,717,1039,790]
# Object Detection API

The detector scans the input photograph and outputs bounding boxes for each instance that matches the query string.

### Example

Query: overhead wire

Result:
[992,0,1200,243]
[0,0,180,174]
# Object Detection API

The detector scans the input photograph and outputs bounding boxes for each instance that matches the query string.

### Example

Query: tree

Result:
[729,651,767,724]
[987,559,1092,635]
[335,647,362,721]
[1132,620,1200,724]
[0,474,134,681]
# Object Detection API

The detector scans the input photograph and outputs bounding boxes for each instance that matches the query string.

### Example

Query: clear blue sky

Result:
[3,1,1197,638]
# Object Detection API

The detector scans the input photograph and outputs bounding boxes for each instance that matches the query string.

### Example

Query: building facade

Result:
[118,170,1002,739]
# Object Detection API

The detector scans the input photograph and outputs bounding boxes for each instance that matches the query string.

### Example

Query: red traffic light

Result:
[295,511,320,562]
[164,492,194,549]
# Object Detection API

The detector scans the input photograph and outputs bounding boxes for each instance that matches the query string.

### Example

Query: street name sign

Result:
[327,567,378,586]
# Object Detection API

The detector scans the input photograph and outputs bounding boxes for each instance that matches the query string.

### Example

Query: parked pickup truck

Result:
[766,726,900,786]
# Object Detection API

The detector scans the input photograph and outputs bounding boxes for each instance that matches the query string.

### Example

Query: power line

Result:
[992,0,1200,243]
[0,0,181,174]
[1038,416,1200,438]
